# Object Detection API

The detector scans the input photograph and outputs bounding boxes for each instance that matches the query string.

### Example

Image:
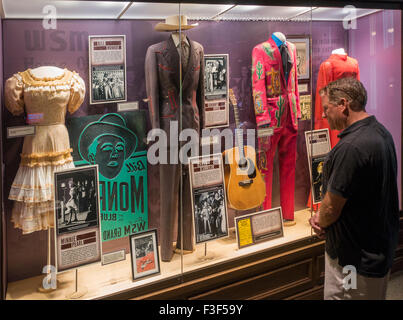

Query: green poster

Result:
[67,111,148,242]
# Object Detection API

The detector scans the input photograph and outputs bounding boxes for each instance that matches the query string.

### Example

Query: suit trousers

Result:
[324,252,390,300]
[258,106,297,220]
[159,163,194,262]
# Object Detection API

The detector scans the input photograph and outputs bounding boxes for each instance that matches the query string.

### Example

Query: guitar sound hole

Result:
[247,159,257,179]
[238,158,248,169]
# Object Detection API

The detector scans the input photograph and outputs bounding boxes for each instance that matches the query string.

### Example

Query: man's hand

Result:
[309,213,325,239]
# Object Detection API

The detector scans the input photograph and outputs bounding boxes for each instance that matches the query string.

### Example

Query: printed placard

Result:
[54,165,102,273]
[203,54,229,128]
[298,82,309,94]
[118,102,139,112]
[7,125,36,139]
[102,249,126,266]
[257,127,274,138]
[89,35,127,104]
[129,229,160,280]
[189,154,229,244]
[305,129,330,204]
[235,207,284,249]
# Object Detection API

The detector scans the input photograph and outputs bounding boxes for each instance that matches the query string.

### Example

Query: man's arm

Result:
[318,191,347,228]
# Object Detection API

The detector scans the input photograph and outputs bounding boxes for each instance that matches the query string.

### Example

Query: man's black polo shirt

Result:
[322,115,399,277]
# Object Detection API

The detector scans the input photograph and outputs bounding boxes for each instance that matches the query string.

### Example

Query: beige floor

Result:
[6,209,313,300]
[386,270,403,300]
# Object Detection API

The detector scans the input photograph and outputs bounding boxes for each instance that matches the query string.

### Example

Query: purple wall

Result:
[0,16,5,299]
[4,16,395,282]
[349,10,402,209]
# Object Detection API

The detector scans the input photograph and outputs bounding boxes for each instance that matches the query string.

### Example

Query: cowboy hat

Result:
[154,15,198,32]
[78,113,137,162]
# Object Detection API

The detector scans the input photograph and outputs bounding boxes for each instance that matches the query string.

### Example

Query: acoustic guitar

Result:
[223,89,266,210]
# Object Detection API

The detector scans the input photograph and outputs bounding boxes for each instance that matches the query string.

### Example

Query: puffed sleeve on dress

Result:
[5,74,25,116]
[67,71,86,114]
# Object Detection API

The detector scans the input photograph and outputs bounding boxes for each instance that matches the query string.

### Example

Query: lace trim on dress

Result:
[19,69,73,87]
[20,149,73,167]
[21,157,73,168]
[24,84,71,92]
[11,200,55,234]
[21,148,73,159]
[27,68,67,81]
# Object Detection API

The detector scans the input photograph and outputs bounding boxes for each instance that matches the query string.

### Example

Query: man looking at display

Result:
[309,77,400,300]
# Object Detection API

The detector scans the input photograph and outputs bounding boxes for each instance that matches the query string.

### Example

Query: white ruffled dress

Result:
[5,68,85,234]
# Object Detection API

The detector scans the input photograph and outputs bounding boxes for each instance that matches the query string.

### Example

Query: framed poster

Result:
[287,36,311,80]
[235,208,284,249]
[299,94,312,121]
[66,111,148,257]
[305,128,331,204]
[129,229,160,280]
[54,165,102,273]
[89,35,127,104]
[203,54,229,128]
[189,154,229,244]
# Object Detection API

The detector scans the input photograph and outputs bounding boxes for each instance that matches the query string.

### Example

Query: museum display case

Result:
[0,0,402,300]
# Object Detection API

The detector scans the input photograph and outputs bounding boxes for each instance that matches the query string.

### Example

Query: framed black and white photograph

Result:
[193,186,228,244]
[203,54,229,128]
[287,36,311,80]
[305,129,331,205]
[204,55,228,99]
[89,35,127,104]
[189,154,229,245]
[129,229,160,281]
[55,166,99,234]
[54,165,102,273]
[311,155,326,203]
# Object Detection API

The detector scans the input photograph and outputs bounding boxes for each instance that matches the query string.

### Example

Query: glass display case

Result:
[0,0,401,300]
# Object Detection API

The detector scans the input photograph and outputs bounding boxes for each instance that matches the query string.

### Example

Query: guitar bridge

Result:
[239,179,253,186]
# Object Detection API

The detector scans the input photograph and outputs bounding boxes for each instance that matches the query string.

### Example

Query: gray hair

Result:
[319,77,367,111]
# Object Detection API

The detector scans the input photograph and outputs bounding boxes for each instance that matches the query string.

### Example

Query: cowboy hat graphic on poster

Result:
[67,111,148,242]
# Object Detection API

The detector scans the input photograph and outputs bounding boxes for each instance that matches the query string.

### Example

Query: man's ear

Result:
[88,153,96,164]
[340,98,349,115]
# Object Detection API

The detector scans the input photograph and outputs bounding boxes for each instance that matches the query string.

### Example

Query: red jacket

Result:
[252,37,301,130]
[314,54,360,147]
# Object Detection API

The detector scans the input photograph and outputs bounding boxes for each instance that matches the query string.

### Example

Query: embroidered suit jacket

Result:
[145,36,204,140]
[252,37,301,130]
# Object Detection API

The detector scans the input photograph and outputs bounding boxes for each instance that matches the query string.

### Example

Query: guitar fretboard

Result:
[229,89,245,161]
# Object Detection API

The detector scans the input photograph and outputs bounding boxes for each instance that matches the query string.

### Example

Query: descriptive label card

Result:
[201,135,220,146]
[7,125,36,139]
[118,102,139,112]
[102,249,126,266]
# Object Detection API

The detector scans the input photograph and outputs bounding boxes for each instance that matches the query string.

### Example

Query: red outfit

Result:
[308,53,360,210]
[314,53,360,147]
[252,37,301,220]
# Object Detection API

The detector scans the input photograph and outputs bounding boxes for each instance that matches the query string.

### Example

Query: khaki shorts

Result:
[324,252,390,300]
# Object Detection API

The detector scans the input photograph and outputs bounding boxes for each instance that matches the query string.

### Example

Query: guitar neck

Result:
[229,89,245,160]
